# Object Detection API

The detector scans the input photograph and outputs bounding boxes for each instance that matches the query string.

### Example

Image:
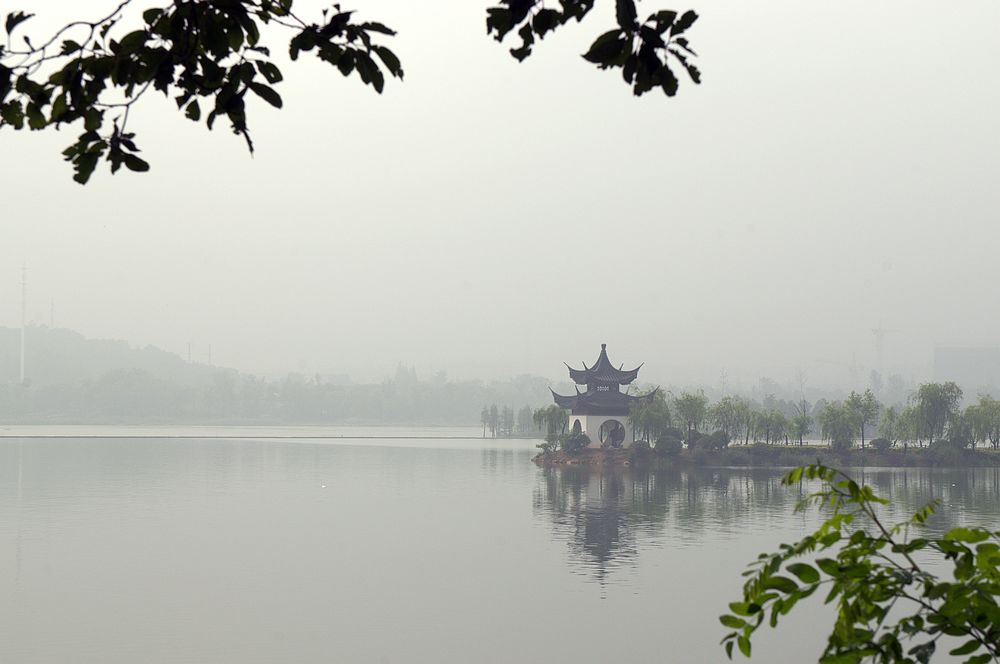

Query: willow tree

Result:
[0,0,701,183]
[913,382,963,446]
[878,405,899,446]
[709,396,749,442]
[819,402,855,452]
[966,396,1000,450]
[628,389,671,443]
[789,404,812,447]
[533,404,568,445]
[673,390,708,445]
[845,389,880,450]
[896,404,924,449]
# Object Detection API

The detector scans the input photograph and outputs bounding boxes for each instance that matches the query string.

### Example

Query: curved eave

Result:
[627,389,657,401]
[550,387,579,409]
[568,367,590,384]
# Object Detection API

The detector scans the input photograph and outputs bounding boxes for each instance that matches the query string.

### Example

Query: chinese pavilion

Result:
[550,344,656,448]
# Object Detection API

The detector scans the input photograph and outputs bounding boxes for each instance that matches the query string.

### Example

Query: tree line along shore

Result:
[529,381,1000,467]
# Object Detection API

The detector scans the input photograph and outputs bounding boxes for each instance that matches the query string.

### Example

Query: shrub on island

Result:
[630,439,652,456]
[560,432,591,454]
[870,437,892,453]
[655,435,684,456]
[701,430,730,451]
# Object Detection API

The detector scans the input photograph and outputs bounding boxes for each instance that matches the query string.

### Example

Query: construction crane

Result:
[818,357,865,389]
[872,327,900,373]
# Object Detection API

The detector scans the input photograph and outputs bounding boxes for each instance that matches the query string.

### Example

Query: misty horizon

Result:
[4,323,998,406]
[5,1,999,391]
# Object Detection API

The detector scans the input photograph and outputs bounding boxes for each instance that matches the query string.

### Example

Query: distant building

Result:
[320,373,354,386]
[934,347,1000,393]
[550,344,656,448]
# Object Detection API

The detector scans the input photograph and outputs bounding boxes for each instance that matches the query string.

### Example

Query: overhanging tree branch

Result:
[1,1,699,184]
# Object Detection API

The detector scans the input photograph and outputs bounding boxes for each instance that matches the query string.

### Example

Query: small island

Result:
[533,344,1000,469]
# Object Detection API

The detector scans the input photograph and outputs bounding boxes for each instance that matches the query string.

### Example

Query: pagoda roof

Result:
[550,386,658,413]
[566,344,643,385]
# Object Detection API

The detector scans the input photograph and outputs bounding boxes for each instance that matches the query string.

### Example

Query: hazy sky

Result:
[3,0,1000,388]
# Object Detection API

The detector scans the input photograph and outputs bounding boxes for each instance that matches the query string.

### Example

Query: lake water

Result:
[2,430,999,663]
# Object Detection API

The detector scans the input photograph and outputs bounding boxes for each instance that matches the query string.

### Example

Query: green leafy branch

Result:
[720,464,1000,663]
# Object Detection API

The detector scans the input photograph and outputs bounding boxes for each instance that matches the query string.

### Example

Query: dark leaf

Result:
[50,94,68,122]
[0,63,11,99]
[26,102,46,129]
[245,19,260,47]
[648,10,676,34]
[948,639,981,656]
[373,46,403,78]
[359,21,395,35]
[669,49,701,84]
[615,0,637,31]
[249,82,282,108]
[73,155,99,184]
[5,11,33,36]
[256,61,284,84]
[353,51,383,92]
[671,10,698,36]
[118,30,148,51]
[336,49,355,76]
[508,0,533,25]
[0,99,25,129]
[582,29,626,66]
[509,23,534,62]
[660,63,678,97]
[639,25,664,48]
[123,153,150,172]
[532,9,560,38]
[486,7,513,40]
[622,52,637,83]
[674,37,697,56]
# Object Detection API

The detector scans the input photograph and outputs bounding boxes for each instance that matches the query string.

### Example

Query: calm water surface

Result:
[2,431,999,663]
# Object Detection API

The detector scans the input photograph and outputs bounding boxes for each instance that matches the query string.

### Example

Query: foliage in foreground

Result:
[721,464,1000,663]
[0,0,699,183]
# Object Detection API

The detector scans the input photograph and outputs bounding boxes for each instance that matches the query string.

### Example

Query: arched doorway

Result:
[599,420,626,448]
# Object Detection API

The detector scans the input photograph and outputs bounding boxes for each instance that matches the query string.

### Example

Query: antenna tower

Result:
[19,266,26,384]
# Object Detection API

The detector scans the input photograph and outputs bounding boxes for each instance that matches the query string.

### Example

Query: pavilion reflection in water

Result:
[533,464,1000,580]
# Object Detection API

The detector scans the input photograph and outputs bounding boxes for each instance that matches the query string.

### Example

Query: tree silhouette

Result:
[0,1,699,183]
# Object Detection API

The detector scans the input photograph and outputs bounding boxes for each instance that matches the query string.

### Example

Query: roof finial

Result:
[601,343,606,350]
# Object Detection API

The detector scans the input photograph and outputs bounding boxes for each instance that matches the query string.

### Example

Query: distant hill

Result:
[0,326,554,425]
[0,326,220,388]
